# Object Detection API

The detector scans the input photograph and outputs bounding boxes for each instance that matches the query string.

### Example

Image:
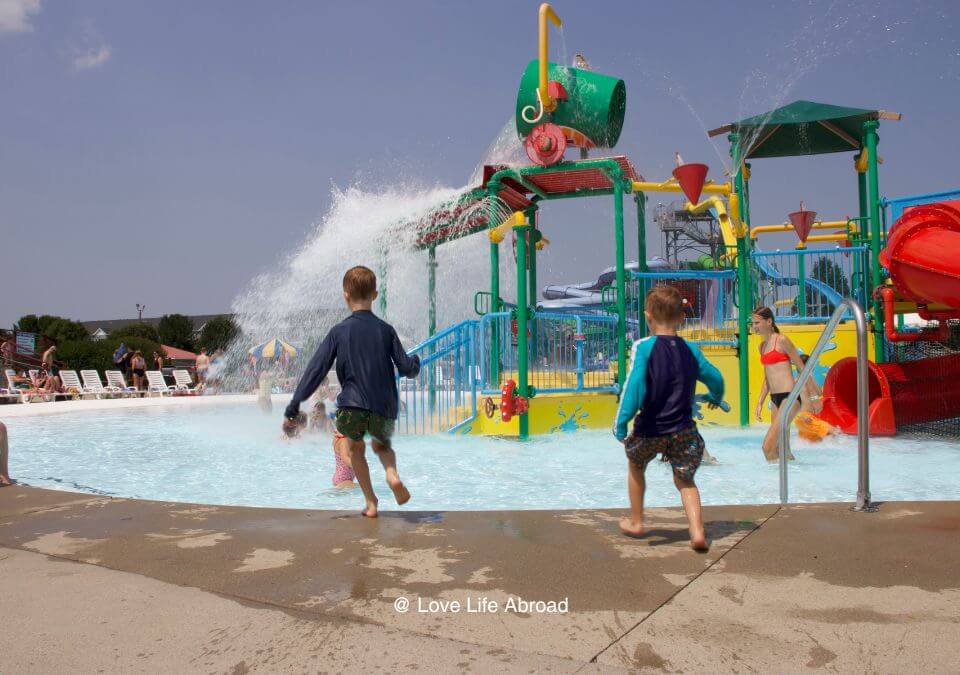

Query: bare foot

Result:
[361,499,378,518]
[0,476,13,487]
[689,533,709,552]
[388,477,411,506]
[619,517,645,538]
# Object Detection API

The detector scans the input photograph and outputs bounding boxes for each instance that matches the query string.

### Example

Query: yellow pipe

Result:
[684,195,744,261]
[631,179,732,196]
[750,220,850,240]
[538,3,562,113]
[489,211,526,244]
[801,233,849,243]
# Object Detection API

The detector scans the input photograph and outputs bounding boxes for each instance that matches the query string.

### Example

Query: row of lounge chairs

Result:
[2,368,202,403]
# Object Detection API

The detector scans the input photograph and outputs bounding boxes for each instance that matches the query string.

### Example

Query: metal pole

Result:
[527,206,539,363]
[428,246,437,337]
[864,121,886,363]
[797,251,807,318]
[636,194,648,338]
[488,187,501,389]
[614,178,627,390]
[731,133,751,426]
[514,215,531,439]
[428,246,437,413]
[777,299,871,509]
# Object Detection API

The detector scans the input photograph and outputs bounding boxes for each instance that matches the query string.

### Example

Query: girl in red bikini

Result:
[752,307,817,462]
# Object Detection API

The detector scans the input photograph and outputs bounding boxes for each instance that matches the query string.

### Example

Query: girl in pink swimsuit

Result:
[332,432,356,487]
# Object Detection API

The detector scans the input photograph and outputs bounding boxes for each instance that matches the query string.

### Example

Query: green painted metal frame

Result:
[730,133,752,426]
[863,120,886,362]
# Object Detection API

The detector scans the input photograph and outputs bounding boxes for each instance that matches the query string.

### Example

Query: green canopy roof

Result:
[708,100,900,159]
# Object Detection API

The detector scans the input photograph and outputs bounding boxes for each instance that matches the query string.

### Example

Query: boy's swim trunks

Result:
[624,425,705,482]
[335,407,395,448]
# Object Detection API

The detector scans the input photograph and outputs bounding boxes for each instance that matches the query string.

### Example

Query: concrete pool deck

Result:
[1,487,958,672]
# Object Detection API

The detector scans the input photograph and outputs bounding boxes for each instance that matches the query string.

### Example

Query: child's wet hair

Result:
[343,266,377,300]
[752,306,780,333]
[644,285,686,324]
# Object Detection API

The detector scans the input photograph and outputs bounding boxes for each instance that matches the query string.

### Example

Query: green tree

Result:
[14,314,88,343]
[110,323,161,343]
[14,314,42,334]
[803,256,852,317]
[158,314,195,351]
[199,316,238,352]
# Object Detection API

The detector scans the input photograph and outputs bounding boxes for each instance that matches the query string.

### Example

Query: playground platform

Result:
[2,486,958,672]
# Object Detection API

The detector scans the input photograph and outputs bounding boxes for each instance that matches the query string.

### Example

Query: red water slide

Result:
[820,200,960,435]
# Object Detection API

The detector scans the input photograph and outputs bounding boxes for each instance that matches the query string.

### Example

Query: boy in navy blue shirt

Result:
[284,266,420,517]
[614,285,724,550]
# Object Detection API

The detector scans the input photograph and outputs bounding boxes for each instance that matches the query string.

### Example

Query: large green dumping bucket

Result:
[515,60,626,148]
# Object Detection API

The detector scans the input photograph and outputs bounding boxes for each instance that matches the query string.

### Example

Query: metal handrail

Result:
[777,297,873,511]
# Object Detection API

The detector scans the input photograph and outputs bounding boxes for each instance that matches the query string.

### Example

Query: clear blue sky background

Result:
[1,0,958,326]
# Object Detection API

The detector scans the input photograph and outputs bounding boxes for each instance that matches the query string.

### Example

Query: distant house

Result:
[81,314,233,341]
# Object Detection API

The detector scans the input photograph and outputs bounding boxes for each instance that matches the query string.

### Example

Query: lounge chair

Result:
[3,369,30,403]
[59,370,92,399]
[81,370,121,398]
[146,370,172,395]
[105,370,139,396]
[172,369,201,394]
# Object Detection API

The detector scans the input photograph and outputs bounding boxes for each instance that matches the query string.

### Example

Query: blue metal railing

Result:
[397,320,479,435]
[629,270,737,347]
[883,188,960,222]
[751,247,868,323]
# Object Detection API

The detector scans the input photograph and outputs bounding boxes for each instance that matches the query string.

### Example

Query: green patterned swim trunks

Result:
[335,407,395,449]
[623,425,705,482]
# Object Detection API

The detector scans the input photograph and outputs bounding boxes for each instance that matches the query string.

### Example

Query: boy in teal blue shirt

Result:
[614,285,724,550]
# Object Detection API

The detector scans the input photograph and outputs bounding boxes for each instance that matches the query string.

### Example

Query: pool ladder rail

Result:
[776,298,875,512]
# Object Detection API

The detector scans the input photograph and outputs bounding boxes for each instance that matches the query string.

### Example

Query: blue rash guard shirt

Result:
[285,310,420,420]
[614,335,725,440]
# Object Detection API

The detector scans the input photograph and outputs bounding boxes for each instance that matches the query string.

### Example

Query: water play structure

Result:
[360,3,960,440]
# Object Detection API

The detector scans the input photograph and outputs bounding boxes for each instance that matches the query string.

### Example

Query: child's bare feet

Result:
[388,476,410,505]
[619,517,645,538]
[361,498,378,518]
[689,531,708,551]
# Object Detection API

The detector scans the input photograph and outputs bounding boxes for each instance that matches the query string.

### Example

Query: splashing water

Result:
[226,126,524,383]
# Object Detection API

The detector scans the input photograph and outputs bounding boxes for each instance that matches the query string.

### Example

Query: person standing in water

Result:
[752,307,815,462]
[283,266,420,517]
[614,286,724,551]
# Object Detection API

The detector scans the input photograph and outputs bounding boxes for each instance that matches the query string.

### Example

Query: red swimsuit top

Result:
[760,335,790,365]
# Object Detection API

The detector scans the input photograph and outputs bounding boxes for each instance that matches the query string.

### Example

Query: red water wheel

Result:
[525,122,567,166]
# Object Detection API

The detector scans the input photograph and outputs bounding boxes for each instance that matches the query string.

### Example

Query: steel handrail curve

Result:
[776,297,871,511]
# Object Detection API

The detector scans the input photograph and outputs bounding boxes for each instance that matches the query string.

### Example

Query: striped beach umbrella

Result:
[248,338,299,359]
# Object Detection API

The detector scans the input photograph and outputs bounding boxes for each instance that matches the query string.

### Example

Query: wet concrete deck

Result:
[1,486,958,672]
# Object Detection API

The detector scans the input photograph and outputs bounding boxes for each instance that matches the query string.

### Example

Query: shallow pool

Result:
[6,403,959,510]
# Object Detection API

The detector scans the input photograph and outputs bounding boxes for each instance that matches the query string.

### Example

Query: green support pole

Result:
[614,178,627,391]
[526,206,539,364]
[378,250,387,316]
[488,187,501,389]
[864,121,886,362]
[428,246,437,337]
[797,251,806,318]
[514,218,531,439]
[427,246,437,413]
[635,193,648,338]
[731,133,751,426]
[855,160,867,301]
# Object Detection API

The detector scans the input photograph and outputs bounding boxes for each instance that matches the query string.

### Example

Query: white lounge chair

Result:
[60,370,92,399]
[81,370,121,398]
[105,370,138,396]
[172,369,200,394]
[146,370,172,395]
[3,369,31,403]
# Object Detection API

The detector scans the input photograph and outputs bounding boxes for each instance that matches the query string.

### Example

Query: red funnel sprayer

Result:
[672,154,709,206]
[788,202,817,243]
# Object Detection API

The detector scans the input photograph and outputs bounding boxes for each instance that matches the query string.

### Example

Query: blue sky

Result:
[1,0,958,326]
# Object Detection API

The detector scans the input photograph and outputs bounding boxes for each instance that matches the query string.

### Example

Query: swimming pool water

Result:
[6,403,960,510]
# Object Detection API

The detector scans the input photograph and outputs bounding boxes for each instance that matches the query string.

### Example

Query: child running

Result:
[614,286,725,551]
[283,265,420,516]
